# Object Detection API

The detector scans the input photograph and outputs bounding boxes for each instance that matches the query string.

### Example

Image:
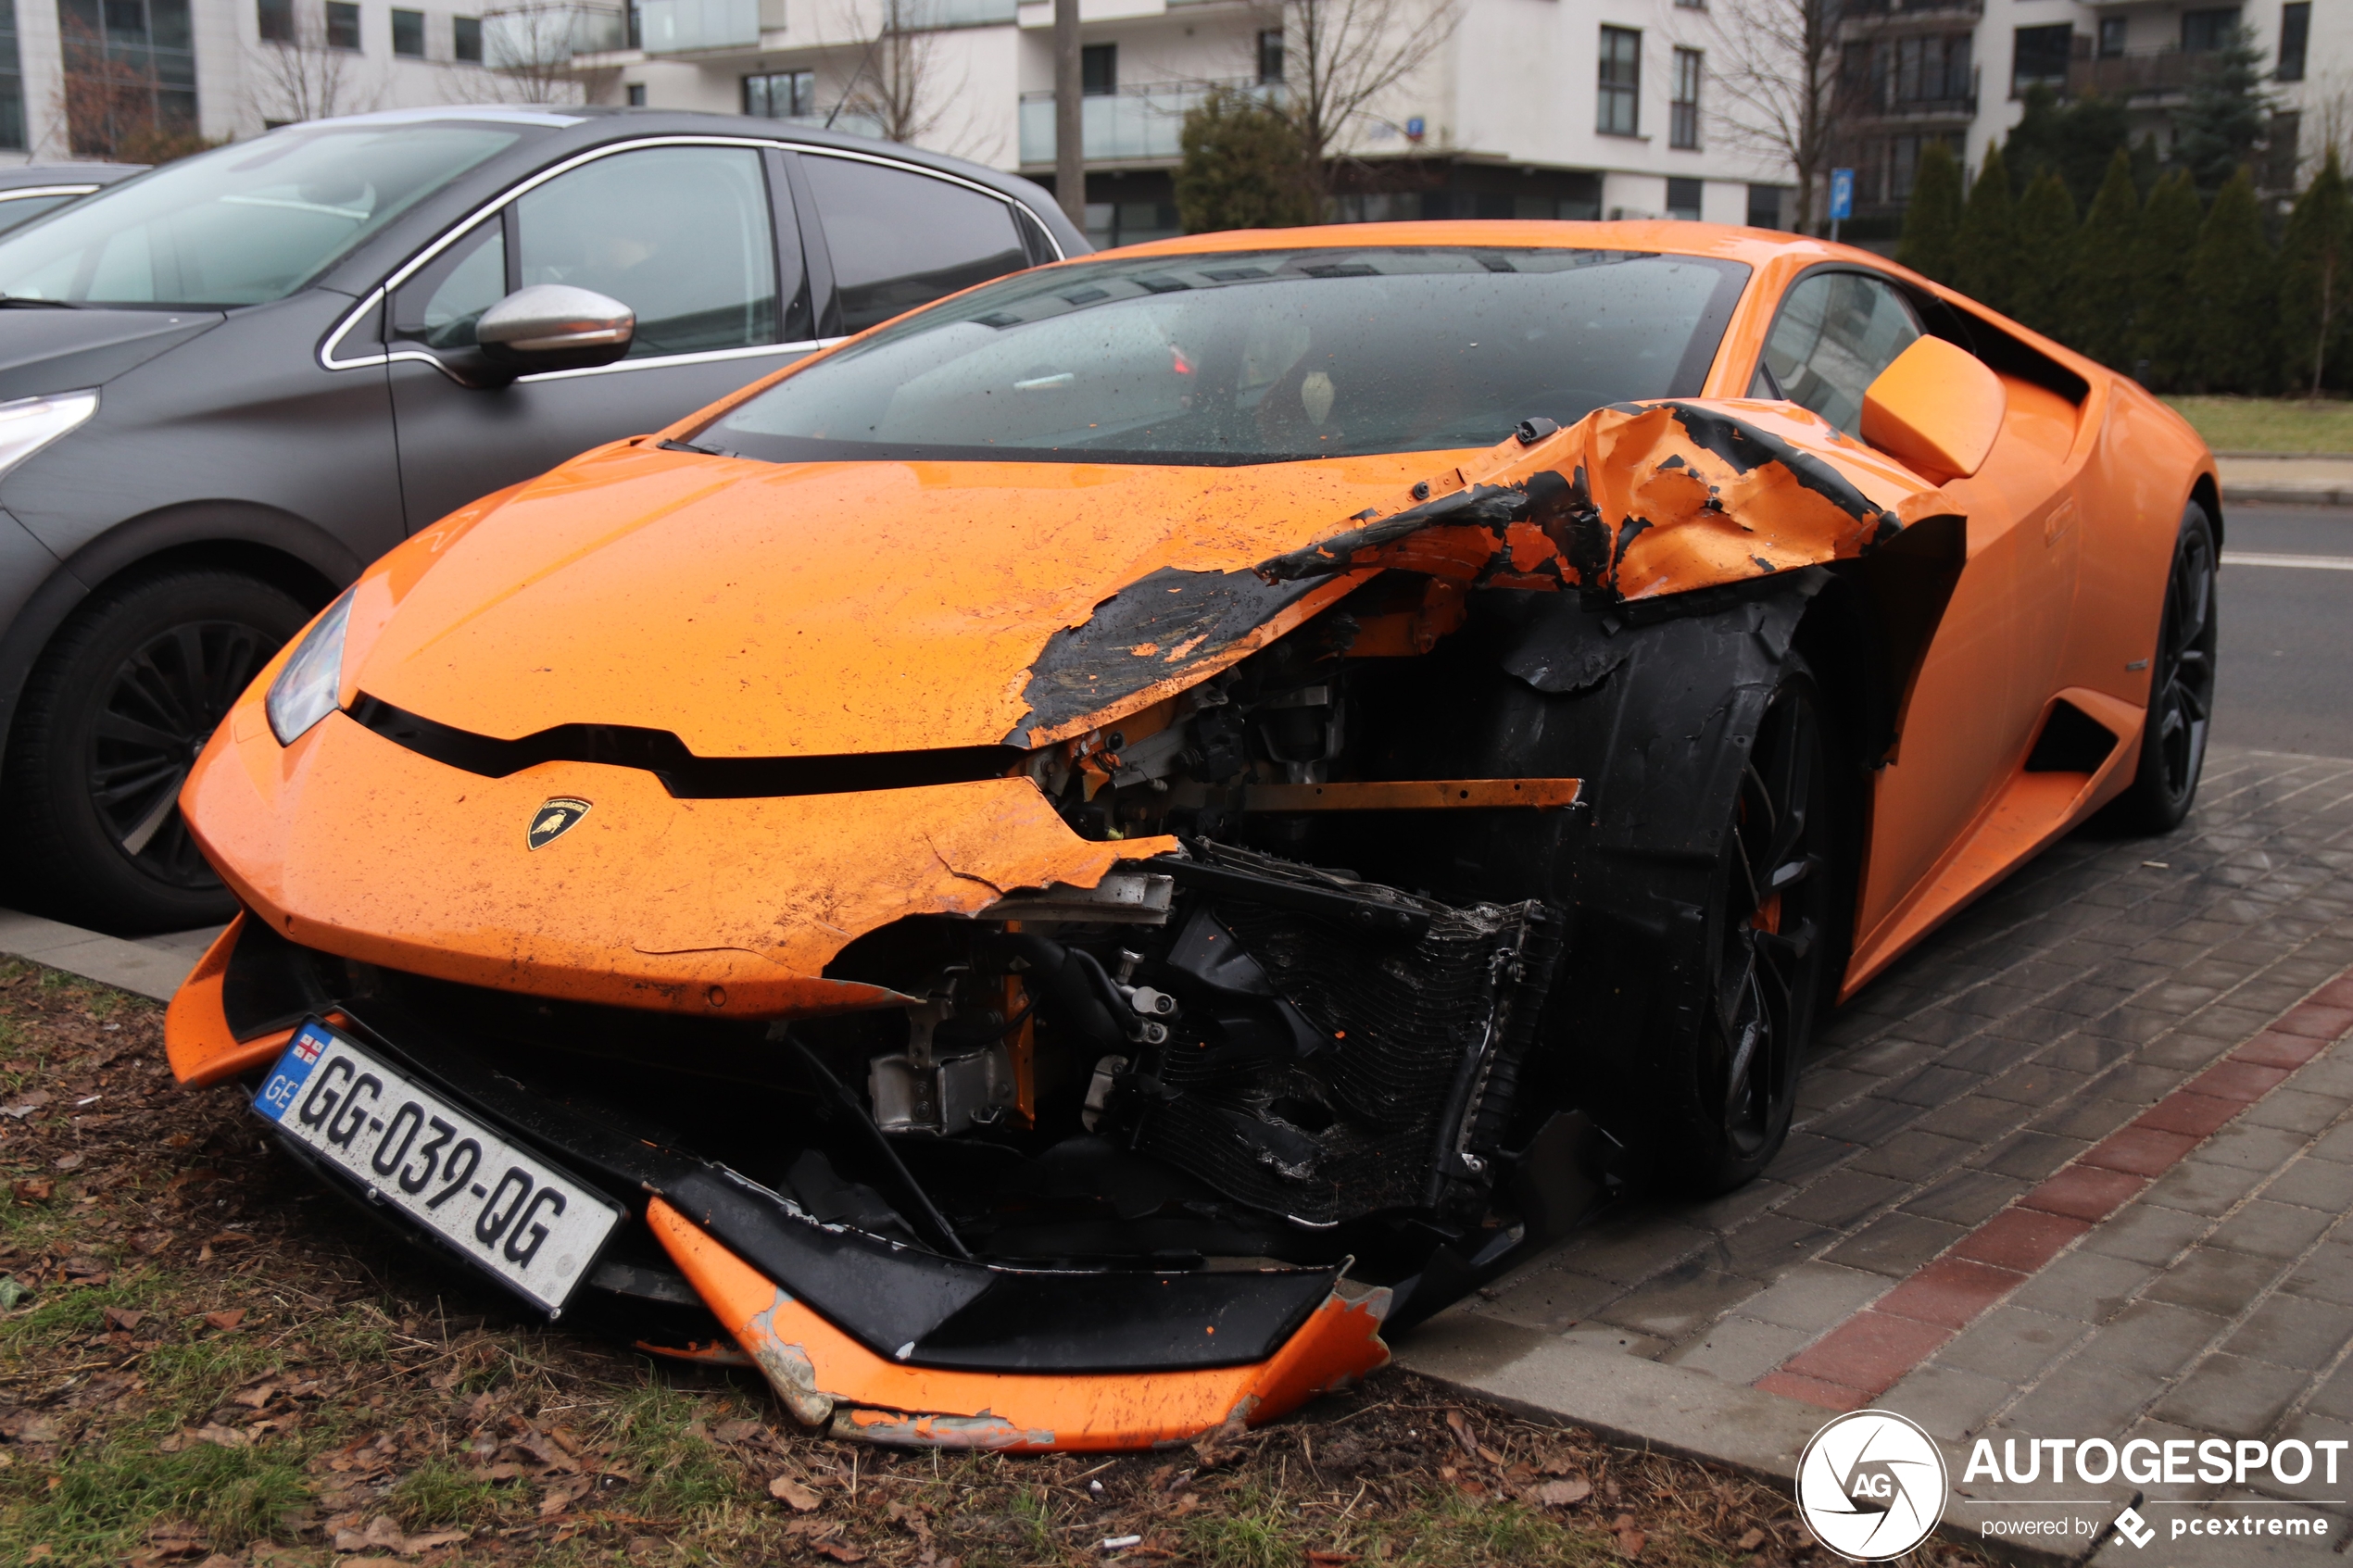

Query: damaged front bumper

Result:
[169,911,1398,1451]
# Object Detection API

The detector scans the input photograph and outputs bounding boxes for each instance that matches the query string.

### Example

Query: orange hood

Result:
[344,400,1954,762]
[345,443,1448,759]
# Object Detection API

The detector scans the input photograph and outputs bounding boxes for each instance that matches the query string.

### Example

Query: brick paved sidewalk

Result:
[1436,745,2353,1556]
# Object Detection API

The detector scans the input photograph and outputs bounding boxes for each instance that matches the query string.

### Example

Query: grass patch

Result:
[601,1381,736,1518]
[2166,395,2353,453]
[391,1456,510,1530]
[0,1436,308,1561]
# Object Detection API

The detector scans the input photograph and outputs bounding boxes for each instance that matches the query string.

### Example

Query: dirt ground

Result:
[0,957,1994,1567]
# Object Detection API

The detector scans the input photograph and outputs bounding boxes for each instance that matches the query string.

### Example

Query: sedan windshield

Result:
[702,246,1749,466]
[0,123,522,307]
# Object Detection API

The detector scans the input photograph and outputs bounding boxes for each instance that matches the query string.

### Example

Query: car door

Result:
[381,141,813,532]
[1754,268,2088,952]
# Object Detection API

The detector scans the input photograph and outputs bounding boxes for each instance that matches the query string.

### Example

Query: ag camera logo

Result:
[1796,1410,1948,1561]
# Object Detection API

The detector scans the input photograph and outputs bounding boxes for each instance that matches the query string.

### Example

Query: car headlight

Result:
[0,389,98,482]
[267,589,354,746]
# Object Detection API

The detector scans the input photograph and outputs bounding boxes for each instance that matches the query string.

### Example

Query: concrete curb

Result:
[0,909,213,1003]
[1396,1310,2101,1566]
[2222,483,2353,506]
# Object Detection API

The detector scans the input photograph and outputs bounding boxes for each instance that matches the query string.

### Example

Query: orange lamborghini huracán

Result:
[165,221,2218,1451]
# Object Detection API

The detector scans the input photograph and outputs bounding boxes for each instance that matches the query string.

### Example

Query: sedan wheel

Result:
[2,569,308,933]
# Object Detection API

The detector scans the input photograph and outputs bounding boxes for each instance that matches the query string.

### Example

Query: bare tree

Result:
[248,4,377,124]
[469,0,623,106]
[825,0,955,144]
[1703,0,1836,232]
[1277,0,1464,202]
[823,0,1001,159]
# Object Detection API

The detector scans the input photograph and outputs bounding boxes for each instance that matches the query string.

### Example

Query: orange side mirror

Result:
[1859,334,2006,484]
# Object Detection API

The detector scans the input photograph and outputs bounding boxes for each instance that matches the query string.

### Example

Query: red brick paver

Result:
[1755,964,2353,1411]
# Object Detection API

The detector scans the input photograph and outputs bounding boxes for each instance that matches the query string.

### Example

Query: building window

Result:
[2097,16,2125,57]
[1892,34,1969,105]
[2011,24,2071,94]
[744,69,815,118]
[452,13,481,59]
[1675,0,1705,10]
[57,0,199,157]
[1598,25,1640,136]
[1843,39,1885,111]
[324,0,360,48]
[1670,47,1700,148]
[2270,107,2301,186]
[1081,43,1115,95]
[2182,7,2240,52]
[0,0,19,150]
[258,0,293,42]
[1257,28,1283,83]
[1746,183,1786,229]
[2278,1,2309,80]
[391,6,423,55]
[1666,176,1703,219]
[626,82,645,105]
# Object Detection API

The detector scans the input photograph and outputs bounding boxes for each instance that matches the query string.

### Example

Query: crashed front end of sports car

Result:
[165,231,1976,1451]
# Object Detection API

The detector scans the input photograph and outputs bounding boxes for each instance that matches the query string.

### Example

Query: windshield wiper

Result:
[0,294,81,308]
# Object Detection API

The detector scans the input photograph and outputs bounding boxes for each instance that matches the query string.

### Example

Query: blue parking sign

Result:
[1829,169,1855,221]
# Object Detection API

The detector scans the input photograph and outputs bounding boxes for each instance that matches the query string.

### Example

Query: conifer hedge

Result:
[1899,137,2337,395]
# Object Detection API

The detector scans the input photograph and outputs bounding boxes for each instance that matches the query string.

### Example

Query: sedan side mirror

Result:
[475,284,635,378]
[1859,334,2005,485]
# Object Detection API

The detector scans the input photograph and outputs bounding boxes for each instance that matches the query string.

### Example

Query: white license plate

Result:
[254,1020,623,1314]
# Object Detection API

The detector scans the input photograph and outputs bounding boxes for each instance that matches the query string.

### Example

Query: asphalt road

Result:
[2214,502,2353,759]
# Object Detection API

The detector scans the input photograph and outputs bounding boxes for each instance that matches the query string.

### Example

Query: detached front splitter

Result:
[648,1197,1394,1452]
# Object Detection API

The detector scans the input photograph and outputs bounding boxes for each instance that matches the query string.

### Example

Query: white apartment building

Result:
[591,0,1804,245]
[0,0,553,161]
[1836,0,2341,226]
[0,0,1806,245]
[0,0,2334,240]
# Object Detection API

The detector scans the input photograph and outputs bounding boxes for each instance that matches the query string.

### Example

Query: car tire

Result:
[2110,502,2218,835]
[1660,655,1846,1196]
[1,569,309,934]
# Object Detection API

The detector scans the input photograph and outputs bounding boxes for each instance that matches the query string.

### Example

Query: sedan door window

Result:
[1756,270,1921,437]
[801,155,1029,334]
[514,145,784,358]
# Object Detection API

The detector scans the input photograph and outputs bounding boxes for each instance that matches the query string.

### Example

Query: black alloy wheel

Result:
[2,569,310,933]
[1677,660,1840,1193]
[2114,503,2218,834]
[91,618,277,886]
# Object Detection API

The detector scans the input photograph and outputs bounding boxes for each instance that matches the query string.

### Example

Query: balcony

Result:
[893,0,1017,25]
[1839,0,1982,19]
[2067,46,2203,97]
[481,0,625,63]
[636,0,758,52]
[1019,78,1277,165]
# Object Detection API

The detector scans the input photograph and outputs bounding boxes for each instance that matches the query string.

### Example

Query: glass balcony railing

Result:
[482,0,625,64]
[1020,78,1277,164]
[636,0,758,52]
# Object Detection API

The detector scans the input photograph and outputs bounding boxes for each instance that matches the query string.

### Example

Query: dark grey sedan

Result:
[0,162,144,237]
[0,107,1083,931]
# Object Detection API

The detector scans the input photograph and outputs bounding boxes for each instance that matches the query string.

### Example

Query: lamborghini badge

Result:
[527,797,592,850]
